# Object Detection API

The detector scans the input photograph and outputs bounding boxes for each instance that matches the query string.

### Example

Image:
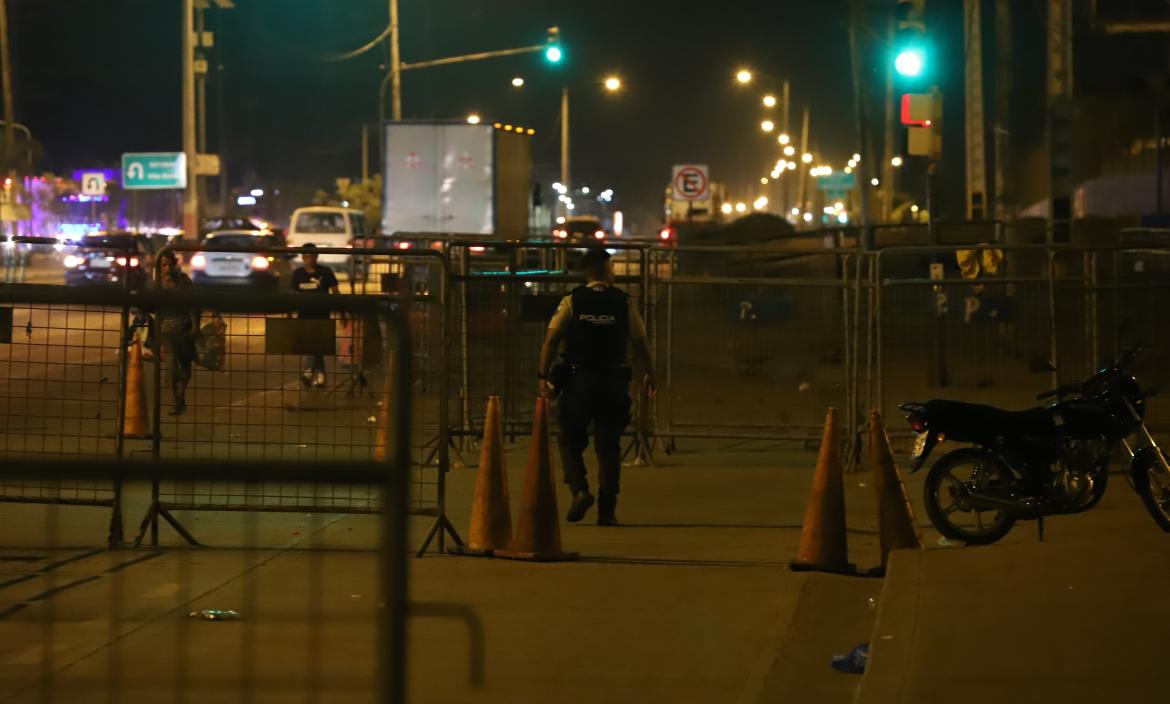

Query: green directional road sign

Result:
[816,172,857,192]
[121,152,187,190]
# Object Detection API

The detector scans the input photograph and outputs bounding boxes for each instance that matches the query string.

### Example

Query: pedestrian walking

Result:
[157,251,198,415]
[291,243,341,388]
[538,248,656,526]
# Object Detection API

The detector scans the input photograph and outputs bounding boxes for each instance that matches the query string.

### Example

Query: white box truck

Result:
[381,122,532,237]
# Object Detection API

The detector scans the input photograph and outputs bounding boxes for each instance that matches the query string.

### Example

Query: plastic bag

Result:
[195,315,227,371]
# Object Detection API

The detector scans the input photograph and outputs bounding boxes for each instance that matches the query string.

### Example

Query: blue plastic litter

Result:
[831,642,869,674]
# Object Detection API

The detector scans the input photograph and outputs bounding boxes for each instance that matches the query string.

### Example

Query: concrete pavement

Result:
[0,441,886,703]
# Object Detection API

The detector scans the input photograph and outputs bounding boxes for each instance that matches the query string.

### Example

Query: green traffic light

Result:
[895,49,925,78]
[545,46,563,63]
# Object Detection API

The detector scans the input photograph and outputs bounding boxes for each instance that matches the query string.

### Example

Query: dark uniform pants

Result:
[556,367,631,499]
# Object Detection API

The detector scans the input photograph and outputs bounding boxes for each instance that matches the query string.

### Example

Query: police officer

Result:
[538,248,656,526]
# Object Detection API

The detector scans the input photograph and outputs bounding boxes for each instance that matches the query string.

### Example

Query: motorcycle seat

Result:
[922,399,1054,444]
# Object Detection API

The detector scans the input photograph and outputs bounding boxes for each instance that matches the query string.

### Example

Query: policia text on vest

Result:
[538,249,657,527]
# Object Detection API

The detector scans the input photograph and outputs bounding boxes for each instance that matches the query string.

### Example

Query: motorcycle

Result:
[899,345,1170,545]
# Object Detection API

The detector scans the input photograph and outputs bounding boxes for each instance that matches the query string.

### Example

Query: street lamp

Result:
[735,69,753,84]
[778,133,790,145]
[511,76,525,87]
[891,156,904,167]
[735,202,747,213]
[604,76,622,92]
[801,153,813,164]
[466,113,481,124]
[760,119,774,133]
[762,95,777,108]
[783,145,795,157]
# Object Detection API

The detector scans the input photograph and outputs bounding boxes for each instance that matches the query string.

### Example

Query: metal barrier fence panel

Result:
[0,287,415,703]
[1051,244,1170,432]
[649,247,856,444]
[139,244,460,554]
[446,242,650,450]
[874,245,1055,431]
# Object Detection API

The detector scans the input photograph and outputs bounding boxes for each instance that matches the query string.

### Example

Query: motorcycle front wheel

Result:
[1134,458,1170,532]
[924,449,1017,545]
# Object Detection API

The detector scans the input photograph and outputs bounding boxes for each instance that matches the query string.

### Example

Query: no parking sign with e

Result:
[672,164,709,201]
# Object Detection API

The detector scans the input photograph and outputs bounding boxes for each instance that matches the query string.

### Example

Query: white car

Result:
[189,230,291,290]
[286,206,371,267]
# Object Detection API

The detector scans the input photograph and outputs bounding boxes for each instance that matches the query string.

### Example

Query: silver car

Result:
[190,230,292,290]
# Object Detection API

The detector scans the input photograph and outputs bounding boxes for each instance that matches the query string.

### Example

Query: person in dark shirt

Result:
[290,243,340,387]
[157,250,198,414]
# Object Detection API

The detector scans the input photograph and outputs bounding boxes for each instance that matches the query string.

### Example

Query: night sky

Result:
[11,0,872,230]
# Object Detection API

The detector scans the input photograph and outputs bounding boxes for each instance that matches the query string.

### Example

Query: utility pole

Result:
[389,0,402,120]
[848,0,873,238]
[965,0,988,220]
[881,17,897,223]
[1047,0,1074,244]
[560,88,570,215]
[796,106,810,220]
[0,0,12,177]
[182,0,198,239]
[993,0,1012,223]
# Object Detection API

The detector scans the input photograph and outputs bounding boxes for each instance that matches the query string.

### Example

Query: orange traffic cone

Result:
[450,396,513,557]
[790,408,853,574]
[870,410,922,570]
[122,340,149,438]
[495,397,579,562]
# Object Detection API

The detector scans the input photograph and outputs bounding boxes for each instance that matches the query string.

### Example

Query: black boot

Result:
[565,490,595,523]
[597,496,619,526]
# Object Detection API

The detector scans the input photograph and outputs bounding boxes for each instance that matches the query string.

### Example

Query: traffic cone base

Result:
[789,407,854,575]
[870,409,923,569]
[496,396,577,562]
[450,395,513,558]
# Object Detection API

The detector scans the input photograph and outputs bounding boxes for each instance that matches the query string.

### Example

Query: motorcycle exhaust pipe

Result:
[963,492,1043,518]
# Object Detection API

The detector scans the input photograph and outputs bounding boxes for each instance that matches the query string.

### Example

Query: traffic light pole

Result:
[182,0,198,239]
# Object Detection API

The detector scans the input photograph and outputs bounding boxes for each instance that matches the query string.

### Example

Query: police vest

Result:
[564,285,629,368]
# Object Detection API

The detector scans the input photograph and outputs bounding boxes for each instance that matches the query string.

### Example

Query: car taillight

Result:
[395,241,412,250]
[129,257,140,267]
[63,255,82,268]
[553,229,567,239]
[908,415,927,432]
[594,230,606,240]
[659,228,673,241]
[115,257,127,266]
[251,255,269,270]
[190,254,206,269]
[469,246,486,254]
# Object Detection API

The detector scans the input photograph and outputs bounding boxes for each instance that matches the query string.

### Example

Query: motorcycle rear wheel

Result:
[1134,460,1170,532]
[924,449,1017,545]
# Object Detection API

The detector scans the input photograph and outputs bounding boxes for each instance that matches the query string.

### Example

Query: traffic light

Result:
[894,1,927,79]
[545,26,562,63]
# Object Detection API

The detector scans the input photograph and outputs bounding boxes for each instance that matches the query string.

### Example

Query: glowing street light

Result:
[466,114,481,124]
[783,145,796,157]
[871,177,880,186]
[891,156,904,167]
[721,203,734,215]
[802,212,813,223]
[801,153,813,164]
[791,207,800,216]
[760,119,775,133]
[604,76,622,92]
[511,77,525,88]
[852,153,861,162]
[753,196,768,210]
[760,177,769,185]
[778,133,791,145]
[762,94,777,108]
[735,202,747,213]
[735,69,753,84]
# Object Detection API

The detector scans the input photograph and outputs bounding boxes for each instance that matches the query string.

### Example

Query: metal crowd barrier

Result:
[0,285,414,703]
[143,243,462,555]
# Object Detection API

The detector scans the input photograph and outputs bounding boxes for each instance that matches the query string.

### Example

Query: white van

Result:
[286,206,370,267]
